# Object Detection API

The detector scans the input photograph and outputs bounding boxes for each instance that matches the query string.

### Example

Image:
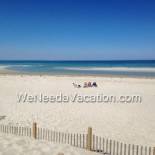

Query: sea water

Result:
[0,60,155,77]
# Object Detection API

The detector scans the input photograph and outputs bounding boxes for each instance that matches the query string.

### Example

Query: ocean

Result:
[0,60,155,77]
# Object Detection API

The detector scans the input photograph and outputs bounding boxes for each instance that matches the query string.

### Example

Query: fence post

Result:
[32,122,37,139]
[86,127,92,151]
[153,147,155,155]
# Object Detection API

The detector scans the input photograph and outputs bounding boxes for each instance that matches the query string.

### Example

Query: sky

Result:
[0,0,155,60]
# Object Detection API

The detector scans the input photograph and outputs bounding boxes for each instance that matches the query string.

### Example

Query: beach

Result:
[0,0,155,154]
[0,74,155,147]
[0,133,99,155]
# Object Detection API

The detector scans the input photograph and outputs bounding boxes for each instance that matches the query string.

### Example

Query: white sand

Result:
[0,133,99,155]
[0,75,155,147]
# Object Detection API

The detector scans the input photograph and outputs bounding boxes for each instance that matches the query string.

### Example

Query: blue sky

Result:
[0,0,155,60]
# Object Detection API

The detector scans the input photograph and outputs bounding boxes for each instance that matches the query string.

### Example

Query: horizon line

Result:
[0,59,155,61]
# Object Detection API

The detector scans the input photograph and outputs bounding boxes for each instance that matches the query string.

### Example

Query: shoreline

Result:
[0,64,155,79]
[0,69,155,79]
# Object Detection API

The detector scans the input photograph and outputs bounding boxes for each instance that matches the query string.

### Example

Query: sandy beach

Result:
[0,133,100,155]
[0,74,155,148]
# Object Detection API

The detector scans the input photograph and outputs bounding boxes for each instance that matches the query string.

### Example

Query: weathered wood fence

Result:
[0,123,154,155]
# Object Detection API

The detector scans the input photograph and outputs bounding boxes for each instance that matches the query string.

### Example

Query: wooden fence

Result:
[0,123,154,155]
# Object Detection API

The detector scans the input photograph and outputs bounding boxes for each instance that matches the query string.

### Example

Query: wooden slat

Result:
[124,144,127,155]
[106,139,109,153]
[145,147,147,155]
[116,141,119,155]
[56,131,58,142]
[62,132,64,143]
[110,139,112,154]
[140,146,143,155]
[58,132,61,143]
[120,142,123,155]
[79,134,82,148]
[73,134,75,146]
[113,140,116,155]
[92,135,95,151]
[37,128,39,139]
[51,130,53,141]
[132,145,135,155]
[102,138,105,153]
[96,136,98,151]
[76,134,78,147]
[128,144,131,155]
[64,133,66,144]
[54,131,57,142]
[70,133,72,145]
[99,137,102,152]
[153,147,155,155]
[149,147,151,155]
[136,145,139,155]
[68,133,70,144]
[50,130,52,141]
[83,134,85,148]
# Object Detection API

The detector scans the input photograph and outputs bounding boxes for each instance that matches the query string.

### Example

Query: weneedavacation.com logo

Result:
[17,92,142,104]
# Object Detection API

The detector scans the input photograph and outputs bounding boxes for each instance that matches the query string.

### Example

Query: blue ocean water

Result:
[0,60,155,77]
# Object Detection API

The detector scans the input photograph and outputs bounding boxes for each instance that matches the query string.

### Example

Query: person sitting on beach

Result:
[88,82,92,87]
[92,82,97,87]
[77,84,81,88]
[83,82,88,88]
[73,83,77,88]
[73,83,81,88]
